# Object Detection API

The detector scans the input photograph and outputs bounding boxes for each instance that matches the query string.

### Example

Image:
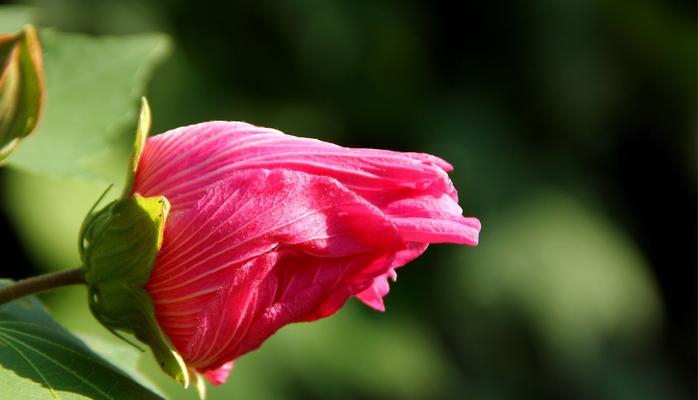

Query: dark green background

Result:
[0,0,695,399]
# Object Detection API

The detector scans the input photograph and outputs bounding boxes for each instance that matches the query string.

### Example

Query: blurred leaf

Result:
[266,306,455,400]
[0,280,162,400]
[448,192,661,362]
[0,25,45,162]
[6,29,170,184]
[4,171,113,272]
[199,303,456,400]
[0,6,36,33]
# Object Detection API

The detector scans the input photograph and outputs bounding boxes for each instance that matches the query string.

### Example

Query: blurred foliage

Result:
[452,193,661,359]
[8,30,169,182]
[0,0,695,399]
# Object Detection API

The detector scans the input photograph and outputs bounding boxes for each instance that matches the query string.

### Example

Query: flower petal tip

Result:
[202,361,234,386]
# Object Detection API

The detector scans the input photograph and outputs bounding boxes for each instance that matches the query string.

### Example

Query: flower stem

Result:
[0,267,86,305]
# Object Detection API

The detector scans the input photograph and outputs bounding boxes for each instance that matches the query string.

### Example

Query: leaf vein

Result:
[0,332,115,400]
[0,331,60,400]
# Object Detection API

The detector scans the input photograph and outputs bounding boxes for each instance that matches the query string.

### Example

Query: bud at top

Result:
[0,24,44,162]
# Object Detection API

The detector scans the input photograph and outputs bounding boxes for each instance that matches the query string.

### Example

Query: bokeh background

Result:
[0,0,695,399]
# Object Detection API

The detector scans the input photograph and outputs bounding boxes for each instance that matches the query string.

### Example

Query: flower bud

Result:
[134,114,480,386]
[0,24,44,162]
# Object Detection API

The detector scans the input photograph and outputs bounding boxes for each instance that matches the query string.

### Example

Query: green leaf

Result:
[6,29,170,185]
[0,280,163,400]
[0,6,35,33]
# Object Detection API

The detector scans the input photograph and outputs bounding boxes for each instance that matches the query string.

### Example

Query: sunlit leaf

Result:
[6,29,170,184]
[0,6,35,33]
[0,280,162,400]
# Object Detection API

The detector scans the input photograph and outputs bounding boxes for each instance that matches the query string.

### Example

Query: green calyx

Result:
[79,98,191,388]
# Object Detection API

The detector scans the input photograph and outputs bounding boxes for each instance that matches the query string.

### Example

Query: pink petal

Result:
[133,122,477,245]
[202,361,233,385]
[355,272,393,312]
[193,249,402,368]
[145,169,409,370]
[355,242,427,311]
[133,122,482,375]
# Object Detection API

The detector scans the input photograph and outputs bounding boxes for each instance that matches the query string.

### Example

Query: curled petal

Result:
[355,269,395,312]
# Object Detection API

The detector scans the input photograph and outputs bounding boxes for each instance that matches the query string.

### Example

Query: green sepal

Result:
[191,370,207,400]
[80,193,190,388]
[122,97,150,196]
[0,24,44,162]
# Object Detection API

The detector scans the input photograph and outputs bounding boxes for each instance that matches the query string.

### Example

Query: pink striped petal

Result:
[145,169,411,371]
[133,122,477,245]
[132,121,481,383]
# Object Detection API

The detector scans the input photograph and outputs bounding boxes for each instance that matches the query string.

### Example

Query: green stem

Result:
[0,267,86,305]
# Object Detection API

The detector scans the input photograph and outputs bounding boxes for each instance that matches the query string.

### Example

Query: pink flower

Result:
[131,121,480,385]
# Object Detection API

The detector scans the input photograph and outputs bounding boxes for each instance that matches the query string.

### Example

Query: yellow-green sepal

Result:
[0,24,44,162]
[190,370,207,400]
[122,97,150,196]
[80,193,190,388]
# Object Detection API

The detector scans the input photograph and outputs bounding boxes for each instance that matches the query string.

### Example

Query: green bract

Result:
[0,24,44,162]
[79,99,190,388]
